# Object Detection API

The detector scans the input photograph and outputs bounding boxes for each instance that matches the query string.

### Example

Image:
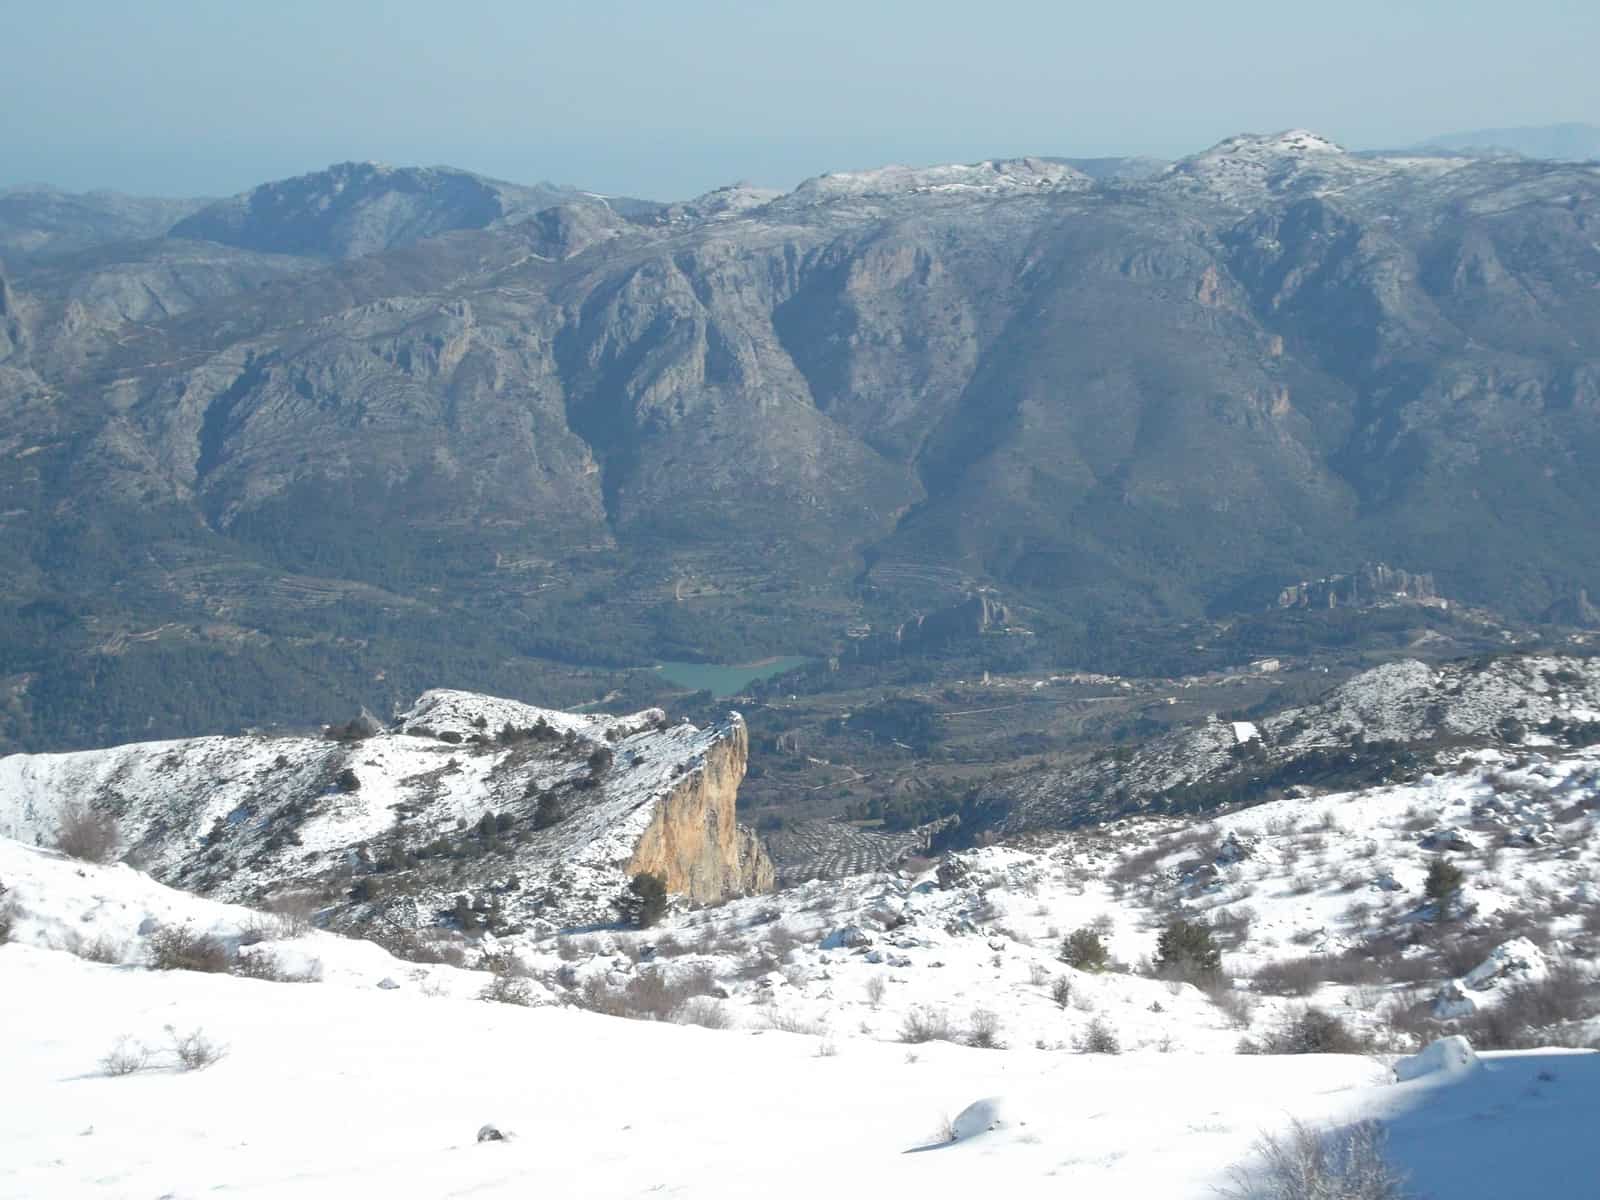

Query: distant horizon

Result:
[2,120,1595,205]
[5,0,1596,202]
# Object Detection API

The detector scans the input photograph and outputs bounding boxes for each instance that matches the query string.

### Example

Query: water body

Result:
[656,657,810,698]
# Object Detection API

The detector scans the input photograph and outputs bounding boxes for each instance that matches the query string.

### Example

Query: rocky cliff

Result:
[0,689,773,935]
[626,718,773,901]
[1276,563,1441,611]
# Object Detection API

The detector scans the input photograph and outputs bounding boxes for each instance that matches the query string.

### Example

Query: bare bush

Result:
[62,929,125,964]
[100,1036,149,1076]
[0,881,14,943]
[764,1008,826,1036]
[1209,981,1257,1030]
[168,1025,227,1071]
[899,1006,956,1044]
[1240,1007,1372,1055]
[479,972,535,1006]
[966,1008,1004,1049]
[1221,1118,1407,1200]
[232,949,322,983]
[678,996,734,1029]
[261,892,320,937]
[1251,956,1329,998]
[1458,960,1600,1048]
[54,801,121,863]
[1050,976,1074,1009]
[865,974,888,1008]
[148,924,231,973]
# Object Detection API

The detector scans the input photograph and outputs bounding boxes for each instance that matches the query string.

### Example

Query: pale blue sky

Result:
[2,0,1596,200]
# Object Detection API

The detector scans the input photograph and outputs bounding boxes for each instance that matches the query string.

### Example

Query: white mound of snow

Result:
[1395,1036,1479,1083]
[950,1096,1018,1141]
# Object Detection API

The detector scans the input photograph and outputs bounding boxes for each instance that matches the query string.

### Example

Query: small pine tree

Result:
[1060,927,1110,972]
[1154,918,1222,984]
[1423,855,1464,920]
[619,872,668,929]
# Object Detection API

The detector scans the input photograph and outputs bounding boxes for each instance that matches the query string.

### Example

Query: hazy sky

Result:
[3,0,1596,200]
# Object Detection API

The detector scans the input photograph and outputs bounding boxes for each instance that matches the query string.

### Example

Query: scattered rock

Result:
[821,925,873,951]
[1420,827,1477,852]
[476,1123,508,1143]
[1462,937,1548,992]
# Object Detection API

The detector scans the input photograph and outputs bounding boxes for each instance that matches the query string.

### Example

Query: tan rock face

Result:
[626,718,774,902]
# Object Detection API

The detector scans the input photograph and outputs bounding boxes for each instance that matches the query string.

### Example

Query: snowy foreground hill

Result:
[5,738,1599,1196]
[3,660,1599,1196]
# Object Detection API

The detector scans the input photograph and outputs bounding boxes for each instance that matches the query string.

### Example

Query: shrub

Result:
[1458,960,1600,1048]
[966,1008,1004,1049]
[678,996,734,1029]
[1423,856,1465,920]
[148,924,231,973]
[618,872,669,929]
[865,974,888,1008]
[0,882,17,944]
[64,930,125,964]
[100,1036,149,1077]
[1154,918,1223,985]
[1209,980,1257,1030]
[899,1006,956,1044]
[1221,1118,1406,1200]
[1074,1016,1121,1054]
[480,973,535,1007]
[1252,956,1328,998]
[1060,927,1110,972]
[168,1025,226,1071]
[233,950,322,983]
[54,801,121,863]
[261,892,319,937]
[1050,976,1074,1009]
[1241,1007,1371,1055]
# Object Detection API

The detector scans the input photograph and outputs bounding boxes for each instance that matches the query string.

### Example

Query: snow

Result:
[4,714,1599,1196]
[788,158,1089,203]
[1394,1035,1478,1082]
[0,690,743,931]
[0,838,493,1000]
[3,928,1595,1197]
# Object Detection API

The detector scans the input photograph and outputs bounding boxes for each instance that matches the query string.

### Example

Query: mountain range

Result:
[3,129,1600,749]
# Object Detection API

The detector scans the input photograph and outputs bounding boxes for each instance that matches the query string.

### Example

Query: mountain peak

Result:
[787,156,1089,204]
[1160,128,1388,204]
[167,162,593,259]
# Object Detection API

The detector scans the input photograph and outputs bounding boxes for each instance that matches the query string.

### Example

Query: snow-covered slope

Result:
[0,689,772,935]
[4,721,1597,1195]
[786,157,1090,204]
[1007,653,1600,830]
[1158,129,1405,205]
[0,837,496,998]
[2,913,1594,1197]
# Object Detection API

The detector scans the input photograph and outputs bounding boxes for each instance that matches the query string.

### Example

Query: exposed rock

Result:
[1461,937,1547,991]
[624,716,774,903]
[821,925,874,950]
[1419,827,1477,852]
[847,593,1008,663]
[1277,563,1441,611]
[0,689,772,934]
